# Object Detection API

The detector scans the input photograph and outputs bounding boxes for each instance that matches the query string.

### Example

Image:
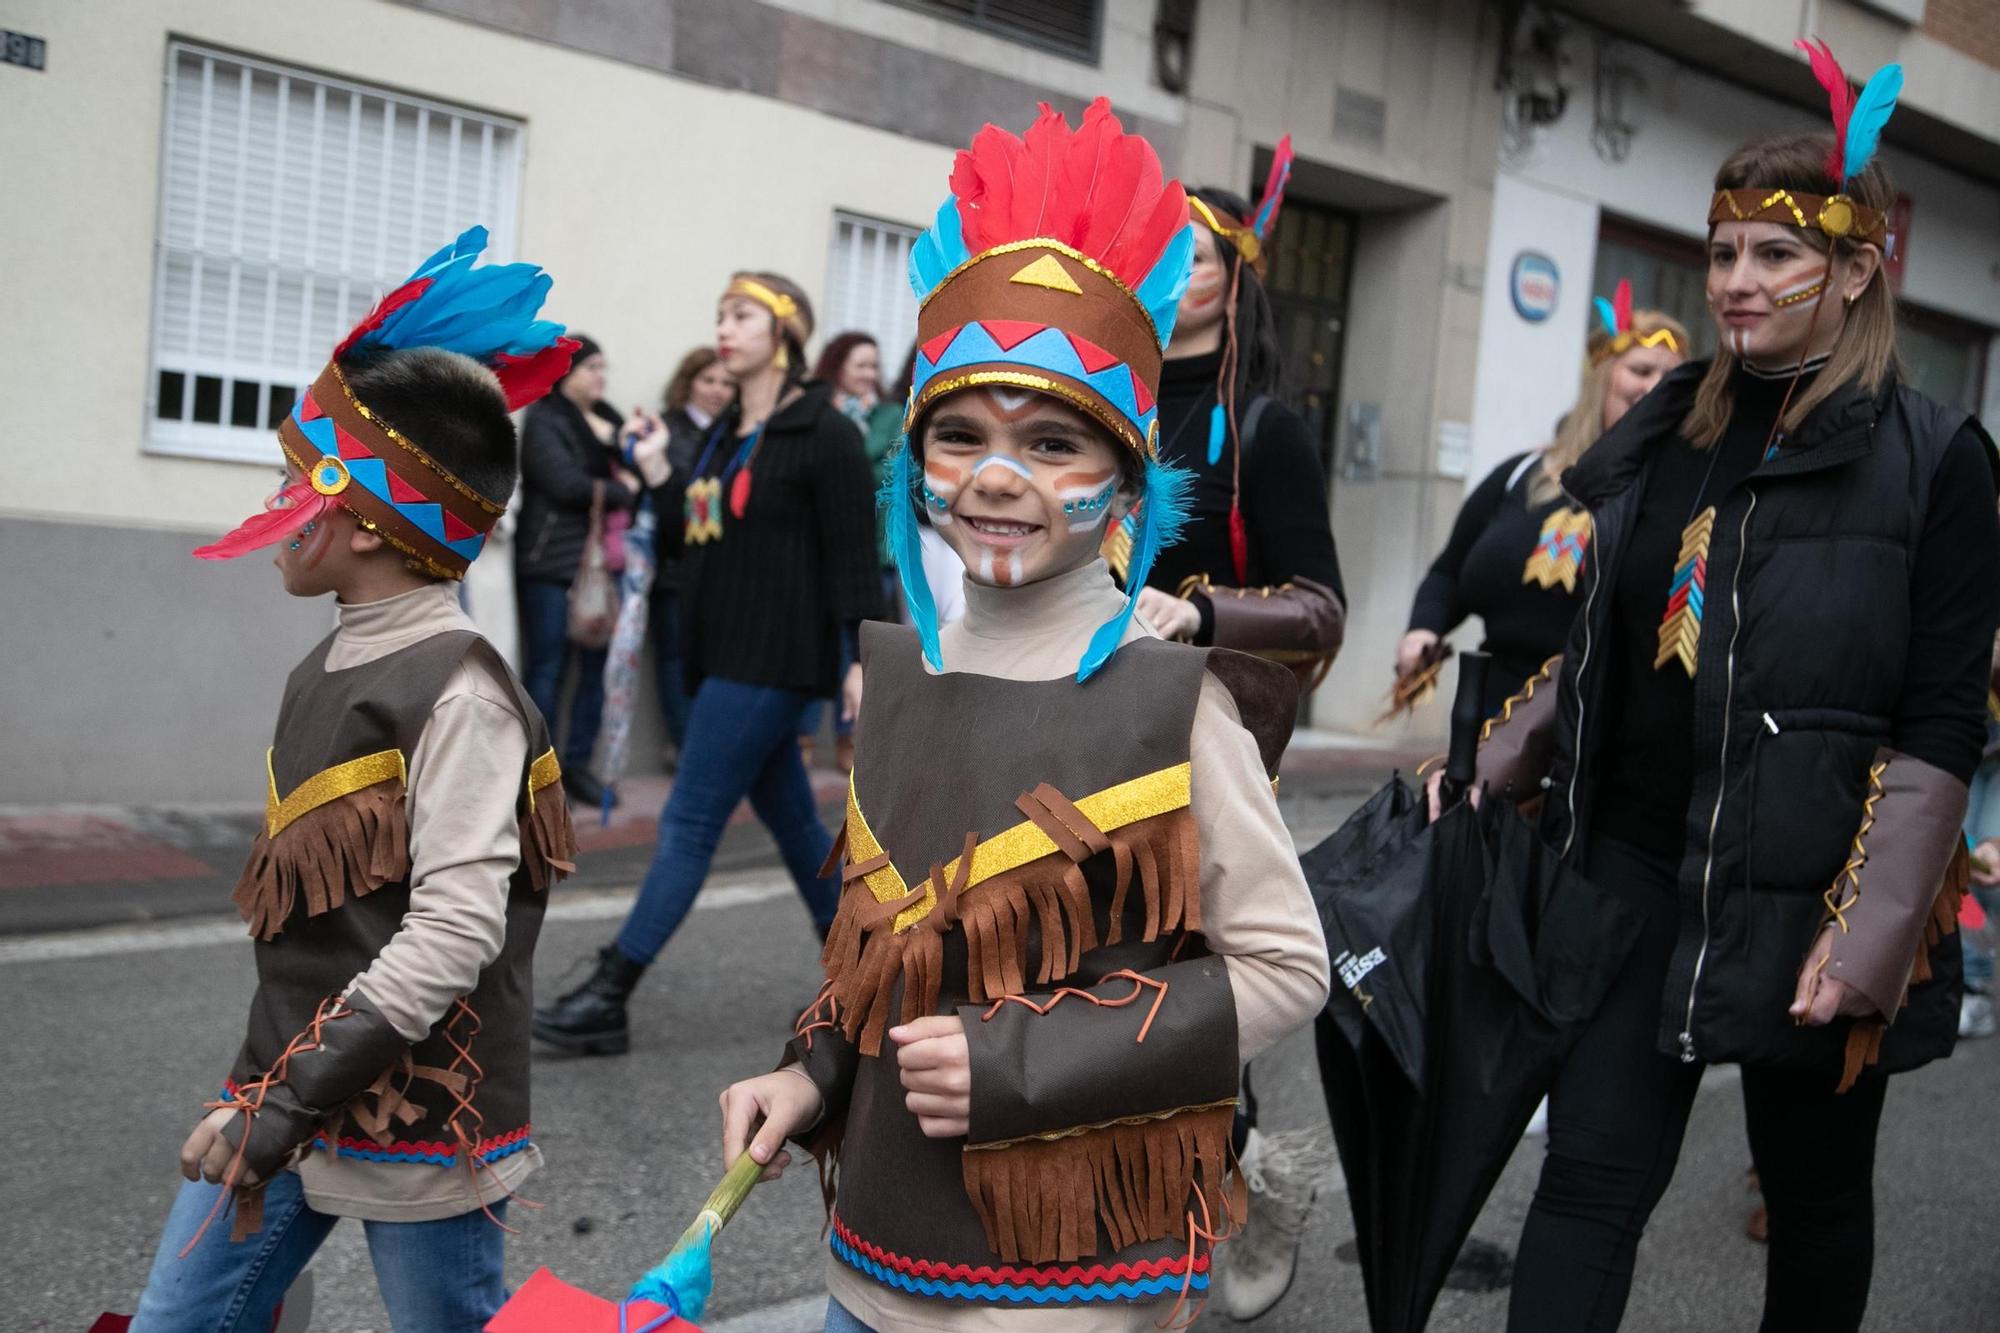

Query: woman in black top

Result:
[537,274,882,1055]
[649,346,736,762]
[1399,305,1687,715]
[1472,124,2000,1332]
[1132,186,1346,692]
[516,335,646,807]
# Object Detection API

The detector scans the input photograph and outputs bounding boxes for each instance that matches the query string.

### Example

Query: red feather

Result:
[1796,38,1855,180]
[951,98,1186,290]
[729,467,753,520]
[1612,278,1632,334]
[1252,134,1294,238]
[333,278,434,361]
[192,485,331,561]
[492,337,581,411]
[1228,504,1249,585]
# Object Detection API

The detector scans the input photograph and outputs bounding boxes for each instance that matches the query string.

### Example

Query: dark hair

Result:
[1190,186,1285,402]
[889,343,918,403]
[339,346,517,507]
[812,331,878,387]
[664,345,721,413]
[551,334,604,396]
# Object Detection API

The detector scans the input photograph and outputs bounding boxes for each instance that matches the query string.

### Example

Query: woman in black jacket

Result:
[650,346,737,763]
[1398,300,1687,715]
[515,335,640,808]
[536,273,881,1055]
[1471,121,2000,1331]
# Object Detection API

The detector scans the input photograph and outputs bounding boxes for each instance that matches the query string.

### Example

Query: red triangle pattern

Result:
[980,319,1046,352]
[335,426,377,460]
[1130,369,1154,417]
[921,329,959,365]
[298,393,326,423]
[1067,334,1121,375]
[385,469,429,505]
[442,510,481,542]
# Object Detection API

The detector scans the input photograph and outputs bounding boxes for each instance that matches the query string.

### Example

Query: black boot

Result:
[533,945,645,1055]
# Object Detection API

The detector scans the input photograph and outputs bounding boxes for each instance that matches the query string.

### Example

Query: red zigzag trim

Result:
[832,1218,1208,1286]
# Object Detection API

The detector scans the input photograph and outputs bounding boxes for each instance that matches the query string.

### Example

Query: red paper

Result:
[90,1319,133,1333]
[486,1267,698,1333]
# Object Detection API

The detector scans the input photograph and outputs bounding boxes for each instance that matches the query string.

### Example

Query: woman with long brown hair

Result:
[1397,291,1687,716]
[1466,50,1999,1330]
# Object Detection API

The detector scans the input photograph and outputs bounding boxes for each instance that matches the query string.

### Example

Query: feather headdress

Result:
[1706,40,1899,249]
[892,98,1196,681]
[196,227,575,578]
[1588,278,1679,365]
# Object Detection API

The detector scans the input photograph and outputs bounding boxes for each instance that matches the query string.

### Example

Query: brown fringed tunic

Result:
[796,563,1330,1330]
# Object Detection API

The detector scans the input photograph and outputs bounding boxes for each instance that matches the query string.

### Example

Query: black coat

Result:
[515,396,633,584]
[1541,361,1999,1074]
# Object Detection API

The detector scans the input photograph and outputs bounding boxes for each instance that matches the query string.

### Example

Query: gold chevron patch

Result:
[1653,506,1715,678]
[1522,507,1591,592]
[1008,253,1084,295]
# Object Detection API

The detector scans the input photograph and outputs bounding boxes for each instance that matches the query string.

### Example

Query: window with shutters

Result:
[147,43,524,463]
[823,212,923,387]
[892,1,1102,63]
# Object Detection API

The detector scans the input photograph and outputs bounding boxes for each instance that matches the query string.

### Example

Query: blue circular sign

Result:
[1510,251,1561,323]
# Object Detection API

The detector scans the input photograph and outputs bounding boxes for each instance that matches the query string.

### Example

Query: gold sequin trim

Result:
[525,747,562,811]
[909,370,1153,460]
[265,748,407,837]
[919,238,1160,346]
[853,764,1194,933]
[325,363,507,516]
[965,1097,1240,1151]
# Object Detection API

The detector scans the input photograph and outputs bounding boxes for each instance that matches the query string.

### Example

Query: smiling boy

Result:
[718,101,1330,1332]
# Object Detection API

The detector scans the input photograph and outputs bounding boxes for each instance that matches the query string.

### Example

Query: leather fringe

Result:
[960,1101,1236,1264]
[821,805,1201,1057]
[1835,843,1968,1095]
[232,778,409,940]
[519,786,578,893]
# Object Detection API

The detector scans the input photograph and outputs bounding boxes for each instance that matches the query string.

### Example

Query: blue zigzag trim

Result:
[313,1133,534,1168]
[829,1233,1207,1305]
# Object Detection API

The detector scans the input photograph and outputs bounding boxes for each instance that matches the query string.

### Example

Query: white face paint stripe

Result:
[971,455,1036,484]
[1771,269,1827,308]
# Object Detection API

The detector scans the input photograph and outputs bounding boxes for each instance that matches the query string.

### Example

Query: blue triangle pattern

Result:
[296,415,337,453]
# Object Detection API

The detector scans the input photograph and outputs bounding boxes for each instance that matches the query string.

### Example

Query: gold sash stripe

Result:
[265,748,407,838]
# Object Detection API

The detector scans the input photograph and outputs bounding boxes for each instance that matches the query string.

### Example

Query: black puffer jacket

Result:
[515,396,633,584]
[1541,361,1998,1075]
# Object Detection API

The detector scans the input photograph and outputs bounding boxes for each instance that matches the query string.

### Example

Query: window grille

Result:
[148,42,524,462]
[823,212,922,386]
[894,1,1102,63]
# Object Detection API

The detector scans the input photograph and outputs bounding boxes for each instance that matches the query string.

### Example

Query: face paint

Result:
[921,460,964,524]
[970,454,1036,485]
[1771,269,1828,309]
[1056,470,1119,533]
[976,549,1025,587]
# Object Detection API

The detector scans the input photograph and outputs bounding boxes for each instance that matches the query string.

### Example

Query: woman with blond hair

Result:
[1397,288,1688,713]
[1460,47,1999,1328]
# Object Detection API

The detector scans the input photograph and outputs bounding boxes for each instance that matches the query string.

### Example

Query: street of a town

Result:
[6,769,1994,1332]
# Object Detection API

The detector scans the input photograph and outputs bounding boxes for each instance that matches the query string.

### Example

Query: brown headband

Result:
[1708,188,1888,248]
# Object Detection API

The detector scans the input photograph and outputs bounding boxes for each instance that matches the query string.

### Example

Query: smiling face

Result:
[1601,340,1684,432]
[1705,220,1882,367]
[715,295,779,376]
[917,387,1133,589]
[1173,224,1229,345]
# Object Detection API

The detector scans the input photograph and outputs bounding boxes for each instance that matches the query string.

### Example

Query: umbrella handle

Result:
[1441,651,1491,804]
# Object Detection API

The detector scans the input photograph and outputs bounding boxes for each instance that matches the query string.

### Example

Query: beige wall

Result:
[0,0,953,533]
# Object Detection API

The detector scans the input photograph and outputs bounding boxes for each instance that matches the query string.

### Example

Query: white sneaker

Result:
[1960,992,1995,1039]
[1214,1129,1338,1321]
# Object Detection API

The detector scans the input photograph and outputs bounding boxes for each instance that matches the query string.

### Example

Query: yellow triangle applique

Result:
[1008,253,1083,295]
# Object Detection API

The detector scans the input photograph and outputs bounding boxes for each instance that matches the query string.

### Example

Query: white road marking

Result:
[0,875,792,965]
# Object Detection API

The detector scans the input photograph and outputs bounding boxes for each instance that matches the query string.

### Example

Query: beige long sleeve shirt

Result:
[827,560,1330,1332]
[283,581,545,1221]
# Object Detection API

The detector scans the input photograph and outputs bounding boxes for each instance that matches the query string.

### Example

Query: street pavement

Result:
[5,759,1996,1331]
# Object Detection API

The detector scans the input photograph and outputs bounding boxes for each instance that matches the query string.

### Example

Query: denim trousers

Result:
[614,676,839,965]
[823,1297,875,1331]
[132,1171,505,1332]
[517,576,607,770]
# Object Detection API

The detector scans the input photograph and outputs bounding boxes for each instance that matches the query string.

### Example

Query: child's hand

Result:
[891,1016,971,1138]
[719,1068,822,1182]
[179,1107,261,1187]
[1972,838,2000,888]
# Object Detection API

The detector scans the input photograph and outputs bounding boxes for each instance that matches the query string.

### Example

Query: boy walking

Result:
[130,229,580,1331]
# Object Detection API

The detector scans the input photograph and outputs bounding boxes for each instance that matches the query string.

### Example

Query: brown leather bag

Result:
[566,481,618,649]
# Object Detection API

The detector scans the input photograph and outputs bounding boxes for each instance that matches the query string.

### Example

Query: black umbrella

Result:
[1306,653,1643,1332]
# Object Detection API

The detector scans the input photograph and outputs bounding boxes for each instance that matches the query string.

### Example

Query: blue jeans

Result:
[650,585,693,748]
[518,576,607,771]
[824,1297,876,1331]
[132,1171,506,1332]
[614,677,839,965]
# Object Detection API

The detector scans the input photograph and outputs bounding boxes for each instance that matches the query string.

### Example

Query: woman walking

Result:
[535,274,881,1056]
[1398,287,1687,715]
[650,346,736,762]
[1468,51,1999,1331]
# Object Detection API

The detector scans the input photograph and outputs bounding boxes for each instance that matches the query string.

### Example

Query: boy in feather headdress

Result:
[719,101,1330,1331]
[128,230,585,1331]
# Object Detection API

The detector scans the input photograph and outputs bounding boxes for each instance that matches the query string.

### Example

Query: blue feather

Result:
[1842,63,1902,183]
[880,440,943,670]
[1206,402,1226,466]
[1593,296,1619,339]
[1078,457,1195,682]
[1134,222,1196,348]
[623,1219,715,1327]
[354,226,567,363]
[908,196,971,301]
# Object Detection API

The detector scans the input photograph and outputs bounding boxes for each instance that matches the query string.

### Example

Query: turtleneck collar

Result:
[1160,347,1224,399]
[941,560,1135,681]
[335,581,468,645]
